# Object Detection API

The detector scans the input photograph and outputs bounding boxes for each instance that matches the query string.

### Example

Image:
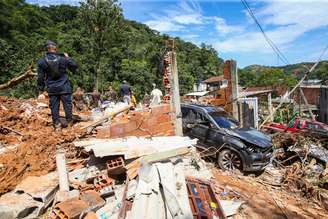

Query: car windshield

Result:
[209,112,239,129]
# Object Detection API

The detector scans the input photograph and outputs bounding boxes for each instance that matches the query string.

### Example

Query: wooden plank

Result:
[126,158,142,180]
[80,105,131,130]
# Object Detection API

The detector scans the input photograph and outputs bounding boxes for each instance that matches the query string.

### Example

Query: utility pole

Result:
[166,39,183,136]
[230,60,239,120]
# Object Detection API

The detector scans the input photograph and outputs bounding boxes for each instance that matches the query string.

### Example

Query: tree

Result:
[79,0,122,90]
[239,68,297,88]
[0,0,224,99]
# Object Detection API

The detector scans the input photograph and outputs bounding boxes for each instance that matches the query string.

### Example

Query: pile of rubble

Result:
[0,134,231,219]
[0,97,234,219]
[267,132,328,211]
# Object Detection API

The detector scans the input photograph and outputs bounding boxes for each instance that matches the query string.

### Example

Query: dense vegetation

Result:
[239,61,328,87]
[0,0,223,99]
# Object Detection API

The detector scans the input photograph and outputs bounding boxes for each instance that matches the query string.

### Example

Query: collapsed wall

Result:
[96,104,175,139]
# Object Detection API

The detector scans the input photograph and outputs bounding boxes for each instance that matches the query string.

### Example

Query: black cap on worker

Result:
[44,40,57,49]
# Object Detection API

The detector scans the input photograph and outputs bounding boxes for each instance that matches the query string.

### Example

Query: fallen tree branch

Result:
[0,68,37,90]
[0,126,23,136]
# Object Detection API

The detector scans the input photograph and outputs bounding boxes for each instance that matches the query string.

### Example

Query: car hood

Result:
[228,128,272,148]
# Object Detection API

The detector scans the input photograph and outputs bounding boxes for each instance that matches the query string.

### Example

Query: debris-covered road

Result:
[212,168,328,219]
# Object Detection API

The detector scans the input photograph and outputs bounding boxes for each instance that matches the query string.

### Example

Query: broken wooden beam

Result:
[0,68,36,91]
[81,105,131,130]
[142,147,190,164]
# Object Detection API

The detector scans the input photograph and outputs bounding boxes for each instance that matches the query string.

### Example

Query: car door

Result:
[181,106,191,133]
[185,109,209,142]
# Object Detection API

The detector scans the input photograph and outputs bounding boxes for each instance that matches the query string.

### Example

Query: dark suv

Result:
[181,103,273,172]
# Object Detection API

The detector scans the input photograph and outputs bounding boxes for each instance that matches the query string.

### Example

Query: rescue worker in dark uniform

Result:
[120,80,132,104]
[37,40,78,130]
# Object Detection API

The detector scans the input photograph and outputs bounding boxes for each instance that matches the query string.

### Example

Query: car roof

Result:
[181,103,225,113]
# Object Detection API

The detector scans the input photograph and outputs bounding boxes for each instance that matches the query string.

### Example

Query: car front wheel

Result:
[217,149,243,171]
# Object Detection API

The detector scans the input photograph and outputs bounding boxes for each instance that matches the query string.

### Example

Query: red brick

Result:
[150,104,172,115]
[150,121,174,134]
[156,113,173,123]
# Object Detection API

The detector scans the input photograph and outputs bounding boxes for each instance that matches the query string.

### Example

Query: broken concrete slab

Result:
[74,136,197,159]
[0,192,43,219]
[220,200,244,217]
[15,171,58,205]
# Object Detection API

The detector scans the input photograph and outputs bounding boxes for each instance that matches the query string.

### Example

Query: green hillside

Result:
[0,0,224,98]
[240,61,328,87]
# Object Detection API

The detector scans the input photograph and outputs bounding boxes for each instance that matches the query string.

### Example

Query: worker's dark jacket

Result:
[37,52,78,95]
[120,84,131,97]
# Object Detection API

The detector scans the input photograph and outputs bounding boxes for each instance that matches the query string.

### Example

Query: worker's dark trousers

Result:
[49,94,73,125]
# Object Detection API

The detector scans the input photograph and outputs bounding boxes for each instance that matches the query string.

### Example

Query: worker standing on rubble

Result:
[150,83,163,106]
[90,87,101,109]
[73,87,86,111]
[103,85,117,103]
[37,40,78,131]
[120,80,131,105]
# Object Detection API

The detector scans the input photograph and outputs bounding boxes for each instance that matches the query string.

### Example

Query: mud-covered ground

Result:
[0,97,87,194]
[1,96,327,218]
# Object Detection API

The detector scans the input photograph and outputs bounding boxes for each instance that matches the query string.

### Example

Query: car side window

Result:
[184,109,209,123]
[197,112,210,123]
[181,107,190,118]
[185,109,198,123]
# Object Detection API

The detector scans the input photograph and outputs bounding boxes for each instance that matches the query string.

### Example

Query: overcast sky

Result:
[27,0,328,67]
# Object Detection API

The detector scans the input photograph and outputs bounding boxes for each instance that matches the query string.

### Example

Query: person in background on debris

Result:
[150,83,163,106]
[120,80,131,105]
[37,40,78,131]
[103,85,117,103]
[131,91,137,108]
[143,92,151,106]
[90,87,101,108]
[73,87,86,111]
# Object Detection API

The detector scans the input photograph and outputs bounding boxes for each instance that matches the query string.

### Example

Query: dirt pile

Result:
[0,96,86,194]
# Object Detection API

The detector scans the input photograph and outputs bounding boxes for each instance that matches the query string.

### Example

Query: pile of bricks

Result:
[96,104,175,139]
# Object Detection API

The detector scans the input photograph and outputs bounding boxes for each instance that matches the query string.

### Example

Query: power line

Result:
[240,0,290,65]
[260,43,328,127]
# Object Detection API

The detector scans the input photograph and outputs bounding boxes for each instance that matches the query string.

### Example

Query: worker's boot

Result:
[54,123,62,132]
[67,120,74,128]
